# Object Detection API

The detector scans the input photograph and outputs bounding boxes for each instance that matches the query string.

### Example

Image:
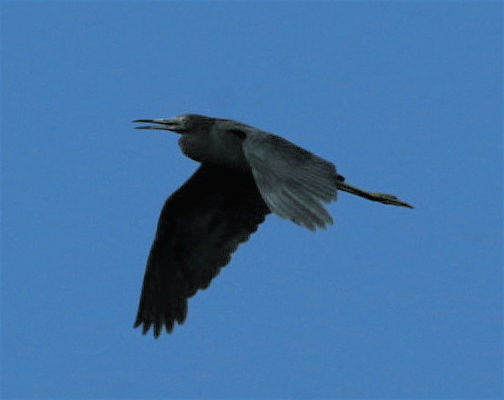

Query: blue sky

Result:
[1,1,502,399]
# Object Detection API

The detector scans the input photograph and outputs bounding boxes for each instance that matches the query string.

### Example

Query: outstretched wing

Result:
[242,131,339,230]
[134,163,270,337]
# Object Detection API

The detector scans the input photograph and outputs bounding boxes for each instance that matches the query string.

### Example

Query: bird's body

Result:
[133,114,412,337]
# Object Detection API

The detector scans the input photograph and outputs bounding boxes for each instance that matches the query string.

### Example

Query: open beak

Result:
[132,118,181,132]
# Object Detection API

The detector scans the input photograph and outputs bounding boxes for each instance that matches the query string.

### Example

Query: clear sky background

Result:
[1,1,502,399]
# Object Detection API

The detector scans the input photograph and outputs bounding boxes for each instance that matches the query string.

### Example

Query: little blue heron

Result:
[132,114,412,337]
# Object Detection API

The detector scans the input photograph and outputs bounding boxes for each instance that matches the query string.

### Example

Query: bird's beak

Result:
[132,118,183,133]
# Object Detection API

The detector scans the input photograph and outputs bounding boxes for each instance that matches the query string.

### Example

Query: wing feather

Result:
[242,132,338,230]
[134,163,270,337]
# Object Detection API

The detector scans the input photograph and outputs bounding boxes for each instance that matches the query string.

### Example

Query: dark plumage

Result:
[132,114,412,337]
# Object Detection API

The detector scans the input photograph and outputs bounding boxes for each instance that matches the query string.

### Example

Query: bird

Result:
[132,113,412,337]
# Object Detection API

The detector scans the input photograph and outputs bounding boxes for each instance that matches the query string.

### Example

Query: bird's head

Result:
[133,114,250,168]
[133,114,215,135]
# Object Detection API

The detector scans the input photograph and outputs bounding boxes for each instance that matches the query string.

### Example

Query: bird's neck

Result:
[178,134,250,171]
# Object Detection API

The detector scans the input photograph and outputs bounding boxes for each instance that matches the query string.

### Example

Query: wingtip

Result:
[133,317,178,338]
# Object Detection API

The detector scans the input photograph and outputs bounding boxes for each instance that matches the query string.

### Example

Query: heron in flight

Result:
[132,114,412,337]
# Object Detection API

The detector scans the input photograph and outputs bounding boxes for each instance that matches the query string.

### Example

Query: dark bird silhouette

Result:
[132,114,412,337]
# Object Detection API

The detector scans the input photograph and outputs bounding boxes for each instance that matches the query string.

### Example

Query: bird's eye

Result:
[227,129,247,140]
